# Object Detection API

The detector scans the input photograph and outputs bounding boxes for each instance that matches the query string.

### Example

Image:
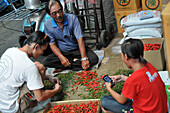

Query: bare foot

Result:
[101,107,114,113]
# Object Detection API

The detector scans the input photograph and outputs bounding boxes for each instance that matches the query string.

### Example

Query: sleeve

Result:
[72,15,84,40]
[24,64,44,90]
[122,80,136,99]
[44,21,55,44]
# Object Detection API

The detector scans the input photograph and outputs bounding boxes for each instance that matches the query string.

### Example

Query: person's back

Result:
[123,62,167,113]
[0,47,43,112]
[0,31,62,113]
[101,38,168,113]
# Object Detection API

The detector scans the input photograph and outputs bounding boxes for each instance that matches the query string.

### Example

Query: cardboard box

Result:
[43,99,101,113]
[114,8,141,33]
[142,0,162,11]
[162,2,170,78]
[123,38,165,71]
[113,0,141,11]
[142,38,165,70]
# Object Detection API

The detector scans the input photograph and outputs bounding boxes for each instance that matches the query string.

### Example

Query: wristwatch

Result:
[81,57,88,61]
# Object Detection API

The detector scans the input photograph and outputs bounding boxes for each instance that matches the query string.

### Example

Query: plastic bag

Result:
[121,10,161,27]
[124,23,162,32]
[118,36,159,45]
[123,28,162,38]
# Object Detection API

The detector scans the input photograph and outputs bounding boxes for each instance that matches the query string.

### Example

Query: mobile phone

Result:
[103,75,115,87]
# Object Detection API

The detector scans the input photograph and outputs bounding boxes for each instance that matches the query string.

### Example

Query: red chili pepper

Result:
[144,43,161,51]
[71,89,74,91]
[76,86,78,90]
[48,101,99,113]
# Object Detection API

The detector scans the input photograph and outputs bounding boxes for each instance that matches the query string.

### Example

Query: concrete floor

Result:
[0,20,47,63]
[0,20,23,56]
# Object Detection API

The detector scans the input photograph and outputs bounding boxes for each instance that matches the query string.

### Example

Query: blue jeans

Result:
[101,95,133,113]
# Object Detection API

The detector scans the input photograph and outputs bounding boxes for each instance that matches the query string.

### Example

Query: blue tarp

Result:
[0,0,17,12]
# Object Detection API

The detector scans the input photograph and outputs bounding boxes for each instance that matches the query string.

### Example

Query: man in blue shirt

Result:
[43,0,98,71]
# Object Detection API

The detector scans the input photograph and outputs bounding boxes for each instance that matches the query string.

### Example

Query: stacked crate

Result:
[141,0,162,11]
[113,0,141,33]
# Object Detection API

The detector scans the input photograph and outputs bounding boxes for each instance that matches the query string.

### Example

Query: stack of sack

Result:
[120,10,162,39]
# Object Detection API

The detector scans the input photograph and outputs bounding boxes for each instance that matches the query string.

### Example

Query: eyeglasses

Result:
[51,8,63,16]
[33,34,47,49]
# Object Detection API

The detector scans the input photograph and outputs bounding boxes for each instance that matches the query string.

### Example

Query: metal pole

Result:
[100,0,106,30]
[93,0,100,49]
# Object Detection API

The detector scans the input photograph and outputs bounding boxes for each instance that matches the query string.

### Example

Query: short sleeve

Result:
[73,15,84,40]
[24,65,44,90]
[122,82,136,99]
[44,21,55,43]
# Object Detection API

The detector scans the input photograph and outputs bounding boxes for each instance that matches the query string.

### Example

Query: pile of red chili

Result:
[70,71,104,98]
[144,43,161,51]
[47,101,99,113]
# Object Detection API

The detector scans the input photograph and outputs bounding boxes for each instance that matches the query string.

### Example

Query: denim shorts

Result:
[101,95,133,113]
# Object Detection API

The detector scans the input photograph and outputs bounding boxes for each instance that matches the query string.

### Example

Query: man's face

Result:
[49,2,63,23]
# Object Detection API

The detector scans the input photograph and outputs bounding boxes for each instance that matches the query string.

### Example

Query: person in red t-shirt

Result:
[101,38,168,113]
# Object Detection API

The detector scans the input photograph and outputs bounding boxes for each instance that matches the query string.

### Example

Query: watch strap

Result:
[81,57,88,61]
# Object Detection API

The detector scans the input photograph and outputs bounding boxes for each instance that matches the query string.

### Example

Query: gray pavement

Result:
[0,20,23,56]
[0,20,44,63]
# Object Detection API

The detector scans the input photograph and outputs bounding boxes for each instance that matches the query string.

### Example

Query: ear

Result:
[34,44,40,50]
[124,54,129,60]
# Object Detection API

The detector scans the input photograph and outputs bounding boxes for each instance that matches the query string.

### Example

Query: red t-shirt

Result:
[122,62,168,113]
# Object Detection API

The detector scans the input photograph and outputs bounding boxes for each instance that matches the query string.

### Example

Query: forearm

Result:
[33,88,59,102]
[107,87,127,104]
[121,75,128,81]
[38,90,58,102]
[34,61,46,82]
[50,43,63,59]
[78,37,86,58]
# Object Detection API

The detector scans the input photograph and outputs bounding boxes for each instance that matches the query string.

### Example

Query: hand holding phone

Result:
[103,75,115,88]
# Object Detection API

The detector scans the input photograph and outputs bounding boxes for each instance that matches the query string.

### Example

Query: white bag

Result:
[123,28,162,38]
[121,10,162,27]
[118,36,160,45]
[124,23,162,32]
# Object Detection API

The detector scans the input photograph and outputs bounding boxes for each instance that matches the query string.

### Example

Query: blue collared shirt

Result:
[44,13,83,52]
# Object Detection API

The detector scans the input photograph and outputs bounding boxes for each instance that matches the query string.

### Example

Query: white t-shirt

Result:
[0,47,44,113]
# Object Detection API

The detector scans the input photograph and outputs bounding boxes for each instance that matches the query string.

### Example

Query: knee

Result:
[34,62,46,80]
[34,62,46,71]
[89,53,99,65]
[101,96,108,108]
[43,57,48,65]
[94,54,99,64]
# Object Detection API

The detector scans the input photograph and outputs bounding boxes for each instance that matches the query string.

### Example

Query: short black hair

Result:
[45,0,63,14]
[121,38,147,65]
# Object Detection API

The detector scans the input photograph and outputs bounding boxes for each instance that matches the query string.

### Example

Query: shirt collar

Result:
[52,13,68,28]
